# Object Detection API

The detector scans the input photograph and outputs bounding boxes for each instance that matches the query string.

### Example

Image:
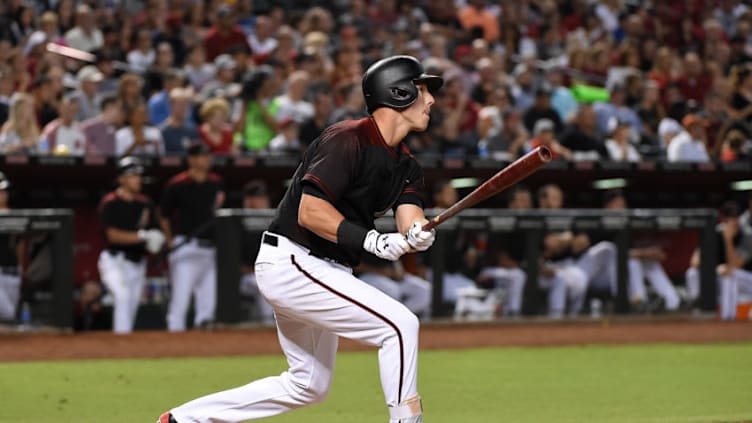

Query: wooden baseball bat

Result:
[422,146,552,231]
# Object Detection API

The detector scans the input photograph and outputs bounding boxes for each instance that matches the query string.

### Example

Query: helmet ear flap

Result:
[389,83,417,107]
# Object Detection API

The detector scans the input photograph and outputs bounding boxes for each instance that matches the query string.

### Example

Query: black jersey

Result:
[269,117,425,267]
[0,233,19,268]
[160,171,224,241]
[99,191,154,261]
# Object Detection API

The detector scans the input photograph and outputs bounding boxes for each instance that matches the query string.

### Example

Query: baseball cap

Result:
[658,118,682,138]
[535,84,553,97]
[214,54,237,71]
[533,118,555,136]
[681,113,709,128]
[607,116,630,134]
[187,142,211,156]
[243,180,268,197]
[117,156,144,176]
[77,65,104,83]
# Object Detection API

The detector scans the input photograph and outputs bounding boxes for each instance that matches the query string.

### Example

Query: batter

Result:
[159,55,442,423]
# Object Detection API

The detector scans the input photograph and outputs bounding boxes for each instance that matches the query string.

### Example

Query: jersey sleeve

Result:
[160,183,176,219]
[99,200,117,228]
[394,160,425,209]
[300,134,360,203]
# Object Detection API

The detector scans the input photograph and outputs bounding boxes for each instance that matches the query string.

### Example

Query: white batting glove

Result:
[139,229,166,254]
[363,229,411,261]
[405,221,436,251]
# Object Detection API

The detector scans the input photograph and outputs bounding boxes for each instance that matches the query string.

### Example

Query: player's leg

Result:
[124,259,147,331]
[685,267,700,302]
[166,241,200,331]
[192,246,217,327]
[628,258,647,303]
[718,272,737,320]
[484,267,525,316]
[543,272,566,319]
[561,266,587,317]
[401,273,433,318]
[97,251,131,333]
[170,312,338,422]
[578,241,618,297]
[0,273,21,320]
[642,259,680,310]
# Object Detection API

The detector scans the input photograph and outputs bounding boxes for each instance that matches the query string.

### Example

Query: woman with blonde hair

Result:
[198,97,235,154]
[0,93,42,154]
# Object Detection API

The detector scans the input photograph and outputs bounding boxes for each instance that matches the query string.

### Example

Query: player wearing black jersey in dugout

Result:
[159,56,441,423]
[98,157,164,333]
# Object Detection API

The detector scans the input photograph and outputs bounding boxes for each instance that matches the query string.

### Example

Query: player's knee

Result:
[393,309,420,339]
[290,378,332,404]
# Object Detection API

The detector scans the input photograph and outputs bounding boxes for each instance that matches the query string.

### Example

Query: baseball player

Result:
[686,201,752,319]
[97,157,165,333]
[0,172,22,322]
[159,55,441,423]
[160,143,224,331]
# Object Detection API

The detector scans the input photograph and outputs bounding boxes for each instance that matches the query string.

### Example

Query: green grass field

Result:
[1,344,751,423]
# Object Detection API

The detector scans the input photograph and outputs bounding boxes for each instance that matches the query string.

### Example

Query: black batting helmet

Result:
[0,171,9,190]
[362,55,443,114]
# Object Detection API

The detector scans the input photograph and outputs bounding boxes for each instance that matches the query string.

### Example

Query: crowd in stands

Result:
[0,0,750,162]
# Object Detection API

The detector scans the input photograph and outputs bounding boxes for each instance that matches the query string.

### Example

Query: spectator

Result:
[31,75,59,129]
[528,119,573,161]
[329,82,367,123]
[161,88,199,155]
[604,118,641,162]
[0,93,42,155]
[203,4,251,62]
[275,71,314,124]
[115,102,164,156]
[197,97,234,155]
[635,80,665,148]
[677,51,712,103]
[593,83,642,142]
[73,65,104,122]
[0,66,12,125]
[483,109,527,161]
[127,28,156,74]
[476,84,512,143]
[730,63,752,120]
[268,118,302,155]
[83,95,123,156]
[523,85,564,136]
[41,94,87,156]
[147,69,185,126]
[667,114,711,162]
[63,4,103,52]
[299,87,334,146]
[184,44,214,92]
[118,73,145,119]
[457,0,500,43]
[247,15,278,60]
[143,42,178,96]
[199,54,239,102]
[559,104,608,161]
[657,117,683,155]
[546,67,579,123]
[237,65,280,152]
[720,129,750,163]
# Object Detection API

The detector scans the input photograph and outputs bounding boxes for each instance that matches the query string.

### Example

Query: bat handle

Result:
[422,217,439,232]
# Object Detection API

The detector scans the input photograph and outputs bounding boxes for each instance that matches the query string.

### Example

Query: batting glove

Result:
[406,221,436,251]
[363,229,411,261]
[139,229,166,254]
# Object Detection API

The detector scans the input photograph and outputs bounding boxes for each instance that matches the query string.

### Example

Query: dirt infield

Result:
[0,318,750,362]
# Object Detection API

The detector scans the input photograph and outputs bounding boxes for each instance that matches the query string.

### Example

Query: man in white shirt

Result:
[667,114,711,162]
[63,4,103,52]
[247,16,278,57]
[41,95,87,156]
[275,71,314,124]
[605,117,641,162]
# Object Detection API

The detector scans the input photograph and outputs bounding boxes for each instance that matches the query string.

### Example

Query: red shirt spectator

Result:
[203,5,252,61]
[198,97,235,154]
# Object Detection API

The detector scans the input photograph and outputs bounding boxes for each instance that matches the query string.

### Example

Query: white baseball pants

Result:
[170,232,421,423]
[687,267,752,320]
[98,251,146,333]
[539,264,588,318]
[359,272,432,317]
[167,236,217,331]
[628,258,680,310]
[0,271,21,320]
[477,266,526,315]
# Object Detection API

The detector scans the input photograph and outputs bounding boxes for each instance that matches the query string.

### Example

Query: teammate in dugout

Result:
[0,172,24,323]
[159,55,441,423]
[160,142,225,331]
[97,157,165,333]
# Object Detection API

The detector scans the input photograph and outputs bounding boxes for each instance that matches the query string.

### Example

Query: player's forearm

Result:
[159,218,173,244]
[723,237,744,269]
[105,227,142,245]
[298,194,346,243]
[395,204,426,234]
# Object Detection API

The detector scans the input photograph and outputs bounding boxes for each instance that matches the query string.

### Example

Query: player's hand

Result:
[405,221,435,251]
[139,229,166,254]
[363,229,410,261]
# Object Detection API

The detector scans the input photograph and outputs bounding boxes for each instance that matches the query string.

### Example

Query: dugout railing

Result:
[214,208,718,322]
[0,209,74,328]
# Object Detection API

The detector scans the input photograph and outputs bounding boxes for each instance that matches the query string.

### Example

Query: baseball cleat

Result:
[157,412,177,423]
